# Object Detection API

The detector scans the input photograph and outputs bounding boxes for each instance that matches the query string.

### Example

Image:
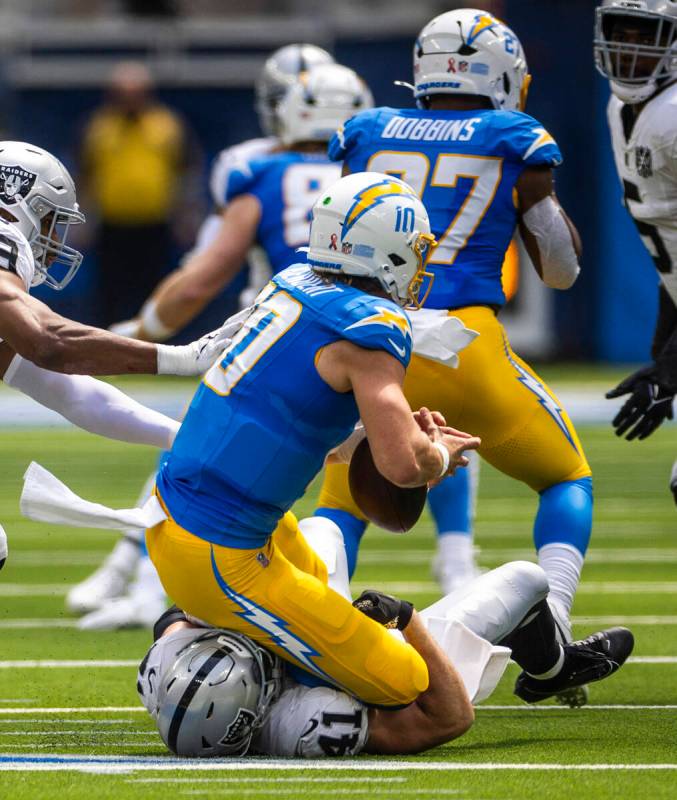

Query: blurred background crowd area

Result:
[0,0,654,363]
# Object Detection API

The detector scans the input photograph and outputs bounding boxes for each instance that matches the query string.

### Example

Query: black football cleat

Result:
[514,627,634,705]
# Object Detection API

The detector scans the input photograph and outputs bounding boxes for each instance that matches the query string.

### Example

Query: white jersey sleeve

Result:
[252,682,368,758]
[209,136,277,208]
[0,219,35,291]
[607,83,677,304]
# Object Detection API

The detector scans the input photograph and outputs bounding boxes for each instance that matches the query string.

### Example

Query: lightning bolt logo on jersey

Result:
[329,106,562,309]
[222,151,340,274]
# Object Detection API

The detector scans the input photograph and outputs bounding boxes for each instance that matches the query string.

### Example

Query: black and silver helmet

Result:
[156,629,282,758]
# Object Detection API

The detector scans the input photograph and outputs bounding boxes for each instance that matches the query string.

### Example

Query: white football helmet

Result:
[255,43,334,136]
[594,0,677,104]
[412,9,531,111]
[155,629,282,758]
[305,171,436,308]
[0,141,84,290]
[276,63,374,147]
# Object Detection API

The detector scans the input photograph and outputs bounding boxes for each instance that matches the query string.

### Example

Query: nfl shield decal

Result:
[635,147,653,179]
[0,165,37,205]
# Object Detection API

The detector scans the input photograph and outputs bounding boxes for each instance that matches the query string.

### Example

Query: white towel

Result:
[409,309,479,368]
[21,461,167,532]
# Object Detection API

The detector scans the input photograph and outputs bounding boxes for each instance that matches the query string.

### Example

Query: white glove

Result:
[155,306,253,376]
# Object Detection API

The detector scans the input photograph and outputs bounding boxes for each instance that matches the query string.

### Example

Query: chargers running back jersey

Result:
[157,264,412,547]
[221,151,340,274]
[329,107,562,309]
[607,83,677,306]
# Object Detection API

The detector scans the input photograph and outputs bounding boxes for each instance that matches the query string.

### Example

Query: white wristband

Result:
[140,300,174,342]
[433,441,450,478]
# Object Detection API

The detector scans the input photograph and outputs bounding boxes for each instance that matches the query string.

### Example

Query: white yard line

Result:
[0,619,78,629]
[358,548,677,565]
[0,707,147,715]
[352,581,677,595]
[0,584,69,597]
[3,755,677,772]
[0,660,138,669]
[128,777,408,784]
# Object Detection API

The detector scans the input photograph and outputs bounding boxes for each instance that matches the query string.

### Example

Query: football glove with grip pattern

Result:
[352,590,414,631]
[606,363,675,441]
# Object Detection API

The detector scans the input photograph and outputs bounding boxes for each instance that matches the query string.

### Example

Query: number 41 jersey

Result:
[329,106,562,309]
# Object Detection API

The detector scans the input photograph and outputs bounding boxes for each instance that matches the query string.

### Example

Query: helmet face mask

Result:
[155,629,282,758]
[594,2,677,104]
[411,8,531,112]
[0,141,84,290]
[306,172,435,308]
[255,43,334,136]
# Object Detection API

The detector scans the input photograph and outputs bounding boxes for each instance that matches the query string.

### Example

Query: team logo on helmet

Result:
[0,165,37,206]
[342,179,415,238]
[466,13,500,46]
[219,707,257,746]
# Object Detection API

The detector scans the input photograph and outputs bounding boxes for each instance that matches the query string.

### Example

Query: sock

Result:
[314,508,367,578]
[534,477,593,556]
[128,555,166,602]
[435,532,478,578]
[105,536,141,578]
[538,543,584,619]
[427,460,477,535]
[499,599,563,677]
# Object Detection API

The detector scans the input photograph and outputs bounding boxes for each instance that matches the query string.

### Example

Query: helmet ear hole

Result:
[389,253,406,266]
[503,73,511,95]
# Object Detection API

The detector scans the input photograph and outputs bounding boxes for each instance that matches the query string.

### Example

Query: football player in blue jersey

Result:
[67,57,368,628]
[315,9,591,704]
[144,171,482,707]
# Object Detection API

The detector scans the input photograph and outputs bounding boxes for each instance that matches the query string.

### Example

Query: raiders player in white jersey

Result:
[138,557,634,758]
[595,1,677,500]
[0,141,240,571]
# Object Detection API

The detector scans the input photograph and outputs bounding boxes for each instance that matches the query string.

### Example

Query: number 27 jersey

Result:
[329,106,562,309]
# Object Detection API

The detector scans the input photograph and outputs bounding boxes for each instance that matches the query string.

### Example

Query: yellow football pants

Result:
[318,305,590,512]
[146,504,428,707]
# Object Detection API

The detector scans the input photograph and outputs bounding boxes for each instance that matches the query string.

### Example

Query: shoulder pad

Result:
[209,137,276,207]
[341,295,413,367]
[254,684,368,758]
[494,111,562,167]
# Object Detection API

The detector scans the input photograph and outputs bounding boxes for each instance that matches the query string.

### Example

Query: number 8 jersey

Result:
[222,150,340,274]
[329,106,562,309]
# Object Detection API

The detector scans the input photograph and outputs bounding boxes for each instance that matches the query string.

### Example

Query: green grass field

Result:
[0,382,676,799]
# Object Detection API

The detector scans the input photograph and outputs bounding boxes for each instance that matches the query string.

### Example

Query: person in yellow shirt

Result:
[79,62,198,325]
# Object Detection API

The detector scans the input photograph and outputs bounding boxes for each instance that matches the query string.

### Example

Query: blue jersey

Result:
[157,264,413,548]
[223,151,341,274]
[329,107,562,309]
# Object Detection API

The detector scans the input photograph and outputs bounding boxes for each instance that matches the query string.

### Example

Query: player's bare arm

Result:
[128,193,261,341]
[364,610,474,755]
[0,270,232,377]
[515,165,582,289]
[316,340,481,487]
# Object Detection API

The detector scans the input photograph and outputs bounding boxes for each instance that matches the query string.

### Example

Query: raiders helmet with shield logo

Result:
[0,141,85,290]
[155,629,282,758]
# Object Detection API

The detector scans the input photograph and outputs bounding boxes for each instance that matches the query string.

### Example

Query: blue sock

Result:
[314,507,367,578]
[427,468,473,536]
[533,477,593,556]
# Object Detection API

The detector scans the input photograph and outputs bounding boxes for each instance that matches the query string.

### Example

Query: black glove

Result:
[352,590,414,630]
[606,364,675,440]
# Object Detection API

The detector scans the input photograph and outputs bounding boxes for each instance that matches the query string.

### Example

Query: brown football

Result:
[348,438,427,534]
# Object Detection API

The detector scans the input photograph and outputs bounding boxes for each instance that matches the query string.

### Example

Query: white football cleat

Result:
[66,537,141,615]
[0,523,7,571]
[548,600,589,708]
[77,594,167,631]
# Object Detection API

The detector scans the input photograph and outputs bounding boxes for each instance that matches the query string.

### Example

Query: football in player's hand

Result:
[348,438,427,533]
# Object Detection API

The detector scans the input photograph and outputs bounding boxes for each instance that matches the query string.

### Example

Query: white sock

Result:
[436,532,478,576]
[538,543,584,618]
[128,555,166,602]
[105,536,141,578]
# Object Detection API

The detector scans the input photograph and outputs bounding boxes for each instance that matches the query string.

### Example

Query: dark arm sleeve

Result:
[652,284,677,361]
